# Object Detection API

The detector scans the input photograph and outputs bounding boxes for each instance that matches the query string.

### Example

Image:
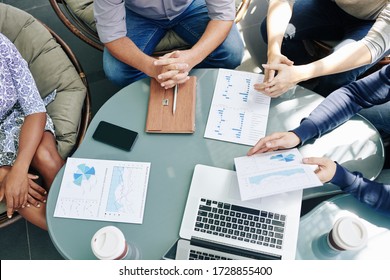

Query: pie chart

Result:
[73,163,96,186]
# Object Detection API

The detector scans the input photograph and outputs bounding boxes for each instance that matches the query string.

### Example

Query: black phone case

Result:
[92,121,138,151]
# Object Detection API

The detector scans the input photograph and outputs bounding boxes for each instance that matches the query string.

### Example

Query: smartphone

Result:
[92,121,138,151]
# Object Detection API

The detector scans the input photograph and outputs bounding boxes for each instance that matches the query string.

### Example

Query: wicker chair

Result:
[0,3,92,228]
[49,0,251,53]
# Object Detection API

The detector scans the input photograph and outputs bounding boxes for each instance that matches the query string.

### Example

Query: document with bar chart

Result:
[204,69,270,146]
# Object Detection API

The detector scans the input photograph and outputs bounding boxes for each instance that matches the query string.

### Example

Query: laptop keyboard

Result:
[189,249,232,260]
[194,198,286,250]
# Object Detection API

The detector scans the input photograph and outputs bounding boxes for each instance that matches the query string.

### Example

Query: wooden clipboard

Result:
[146,76,197,133]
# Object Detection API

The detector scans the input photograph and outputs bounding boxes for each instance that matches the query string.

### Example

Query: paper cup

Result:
[91,226,129,260]
[327,216,368,251]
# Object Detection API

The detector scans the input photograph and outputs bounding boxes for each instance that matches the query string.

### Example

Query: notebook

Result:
[146,77,197,133]
[175,164,303,260]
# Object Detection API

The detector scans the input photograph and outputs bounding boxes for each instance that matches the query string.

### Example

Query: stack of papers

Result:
[54,157,151,224]
[234,148,322,200]
[204,69,271,146]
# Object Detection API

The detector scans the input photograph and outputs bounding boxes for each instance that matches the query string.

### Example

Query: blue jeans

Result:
[260,0,389,96]
[103,0,244,87]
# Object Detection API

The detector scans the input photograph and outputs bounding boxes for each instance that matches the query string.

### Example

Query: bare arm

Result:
[186,19,233,68]
[293,41,372,83]
[2,113,46,217]
[154,20,234,88]
[264,0,294,80]
[105,36,192,87]
[258,41,372,97]
[105,37,160,80]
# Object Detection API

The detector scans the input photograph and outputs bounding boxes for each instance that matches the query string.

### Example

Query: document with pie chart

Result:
[54,157,150,224]
[234,148,322,200]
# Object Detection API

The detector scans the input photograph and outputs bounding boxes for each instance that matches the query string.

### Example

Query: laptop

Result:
[175,164,303,260]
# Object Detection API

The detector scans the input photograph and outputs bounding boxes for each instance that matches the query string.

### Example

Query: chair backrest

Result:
[49,0,251,53]
[0,3,91,158]
[45,24,92,149]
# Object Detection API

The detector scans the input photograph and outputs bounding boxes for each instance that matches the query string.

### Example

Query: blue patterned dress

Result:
[0,32,55,166]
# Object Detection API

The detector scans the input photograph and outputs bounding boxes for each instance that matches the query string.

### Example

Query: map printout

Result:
[54,157,150,224]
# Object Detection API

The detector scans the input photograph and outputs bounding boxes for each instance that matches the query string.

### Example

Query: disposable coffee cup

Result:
[327,216,368,252]
[91,226,137,260]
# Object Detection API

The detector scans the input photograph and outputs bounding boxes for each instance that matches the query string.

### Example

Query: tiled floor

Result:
[1,0,388,260]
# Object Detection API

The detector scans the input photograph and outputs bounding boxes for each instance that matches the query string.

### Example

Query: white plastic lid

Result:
[91,226,128,260]
[332,216,368,251]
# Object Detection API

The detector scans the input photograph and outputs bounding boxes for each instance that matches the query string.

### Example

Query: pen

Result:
[173,84,178,115]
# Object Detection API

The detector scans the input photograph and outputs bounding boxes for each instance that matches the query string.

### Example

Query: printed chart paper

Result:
[234,149,322,200]
[54,157,150,224]
[204,69,271,146]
